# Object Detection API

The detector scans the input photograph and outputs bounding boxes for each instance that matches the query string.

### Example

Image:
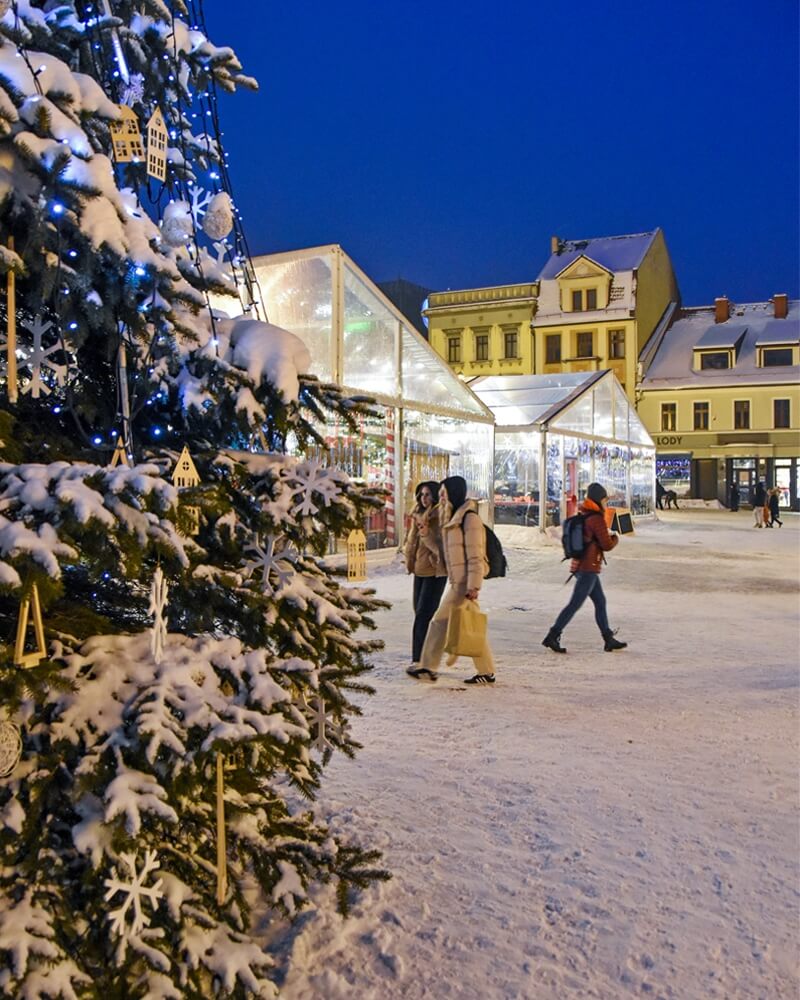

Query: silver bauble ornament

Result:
[202,191,234,240]
[161,200,193,247]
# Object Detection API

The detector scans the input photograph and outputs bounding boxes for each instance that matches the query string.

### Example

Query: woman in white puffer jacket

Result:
[408,475,495,685]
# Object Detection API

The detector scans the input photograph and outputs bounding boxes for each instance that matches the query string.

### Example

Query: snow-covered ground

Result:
[268,510,800,1000]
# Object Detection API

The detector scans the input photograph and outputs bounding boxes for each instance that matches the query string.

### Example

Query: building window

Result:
[447,336,461,364]
[734,400,750,430]
[774,398,790,428]
[608,329,625,359]
[569,288,598,312]
[699,351,730,370]
[576,331,594,358]
[503,329,518,359]
[545,334,561,364]
[661,403,677,432]
[475,334,489,361]
[693,401,709,430]
[762,347,793,367]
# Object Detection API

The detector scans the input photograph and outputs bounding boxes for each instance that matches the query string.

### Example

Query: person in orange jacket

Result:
[542,482,627,654]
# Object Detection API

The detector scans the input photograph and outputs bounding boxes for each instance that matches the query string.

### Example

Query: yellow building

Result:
[423,282,538,379]
[422,230,680,405]
[534,229,680,399]
[637,295,800,509]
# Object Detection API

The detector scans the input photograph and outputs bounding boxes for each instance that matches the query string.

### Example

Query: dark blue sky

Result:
[204,0,799,308]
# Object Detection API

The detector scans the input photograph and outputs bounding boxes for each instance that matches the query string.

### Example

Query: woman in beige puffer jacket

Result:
[404,481,447,667]
[410,475,495,685]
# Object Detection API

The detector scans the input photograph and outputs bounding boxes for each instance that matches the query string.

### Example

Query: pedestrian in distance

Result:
[767,487,783,527]
[404,481,447,670]
[542,482,627,654]
[729,482,740,512]
[752,480,767,527]
[409,475,496,685]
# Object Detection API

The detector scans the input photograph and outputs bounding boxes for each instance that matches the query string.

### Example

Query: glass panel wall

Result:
[254,255,334,381]
[494,430,541,525]
[342,264,397,397]
[402,411,493,529]
[631,448,654,514]
[593,377,614,440]
[552,392,593,434]
[401,326,486,414]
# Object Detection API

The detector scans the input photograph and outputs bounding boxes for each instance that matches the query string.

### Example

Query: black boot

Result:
[603,631,627,652]
[542,630,567,654]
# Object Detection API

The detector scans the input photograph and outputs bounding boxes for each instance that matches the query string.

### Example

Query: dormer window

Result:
[570,288,598,312]
[693,324,746,371]
[761,347,793,367]
[699,351,731,370]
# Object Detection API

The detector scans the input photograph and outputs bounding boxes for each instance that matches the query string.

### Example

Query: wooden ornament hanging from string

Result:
[146,107,168,181]
[6,236,16,404]
[14,583,46,668]
[110,436,130,468]
[109,105,144,164]
[171,445,201,536]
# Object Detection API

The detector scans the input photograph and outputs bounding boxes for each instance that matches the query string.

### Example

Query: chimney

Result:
[551,235,560,255]
[714,296,730,323]
[773,293,788,319]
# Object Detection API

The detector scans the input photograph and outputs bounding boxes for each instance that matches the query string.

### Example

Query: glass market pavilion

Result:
[233,245,495,548]
[471,371,656,528]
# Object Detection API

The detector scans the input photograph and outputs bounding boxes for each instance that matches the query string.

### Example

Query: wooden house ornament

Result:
[346,528,367,582]
[110,436,130,468]
[172,445,201,536]
[109,105,144,163]
[14,583,47,667]
[146,107,168,181]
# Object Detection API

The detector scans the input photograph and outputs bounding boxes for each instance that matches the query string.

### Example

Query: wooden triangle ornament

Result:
[14,583,46,667]
[110,436,129,468]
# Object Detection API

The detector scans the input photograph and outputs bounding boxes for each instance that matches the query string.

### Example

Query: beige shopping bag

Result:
[444,600,487,658]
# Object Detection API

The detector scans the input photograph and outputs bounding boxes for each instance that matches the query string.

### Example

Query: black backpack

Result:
[465,511,508,579]
[561,512,587,561]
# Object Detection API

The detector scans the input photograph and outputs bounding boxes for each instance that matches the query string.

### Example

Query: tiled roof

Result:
[537,230,659,280]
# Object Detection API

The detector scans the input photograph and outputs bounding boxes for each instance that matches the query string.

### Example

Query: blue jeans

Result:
[553,572,610,636]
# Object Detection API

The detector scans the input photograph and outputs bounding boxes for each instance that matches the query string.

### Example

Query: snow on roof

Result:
[695,323,748,349]
[641,301,800,388]
[537,231,659,280]
[469,371,604,427]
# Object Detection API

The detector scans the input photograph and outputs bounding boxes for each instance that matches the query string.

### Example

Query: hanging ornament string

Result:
[216,751,227,906]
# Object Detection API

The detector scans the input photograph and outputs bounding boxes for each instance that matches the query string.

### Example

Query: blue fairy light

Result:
[50,201,65,216]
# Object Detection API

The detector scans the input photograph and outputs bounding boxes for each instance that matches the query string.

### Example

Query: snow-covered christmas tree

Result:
[0,3,388,996]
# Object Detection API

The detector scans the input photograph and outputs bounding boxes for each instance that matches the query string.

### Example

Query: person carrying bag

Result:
[407,476,496,685]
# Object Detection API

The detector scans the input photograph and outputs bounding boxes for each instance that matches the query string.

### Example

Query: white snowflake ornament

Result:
[0,720,22,778]
[104,849,164,938]
[15,315,67,398]
[119,72,145,107]
[289,460,342,517]
[243,534,296,595]
[148,566,169,664]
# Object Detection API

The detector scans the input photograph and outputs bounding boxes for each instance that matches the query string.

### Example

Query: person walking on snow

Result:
[752,480,766,527]
[404,481,447,669]
[767,487,783,527]
[408,475,496,685]
[542,482,627,654]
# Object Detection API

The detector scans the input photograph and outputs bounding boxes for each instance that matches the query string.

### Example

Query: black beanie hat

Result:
[415,480,440,504]
[441,475,468,510]
[586,482,608,504]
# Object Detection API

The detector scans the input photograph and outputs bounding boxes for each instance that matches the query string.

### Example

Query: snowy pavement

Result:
[267,511,799,1000]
